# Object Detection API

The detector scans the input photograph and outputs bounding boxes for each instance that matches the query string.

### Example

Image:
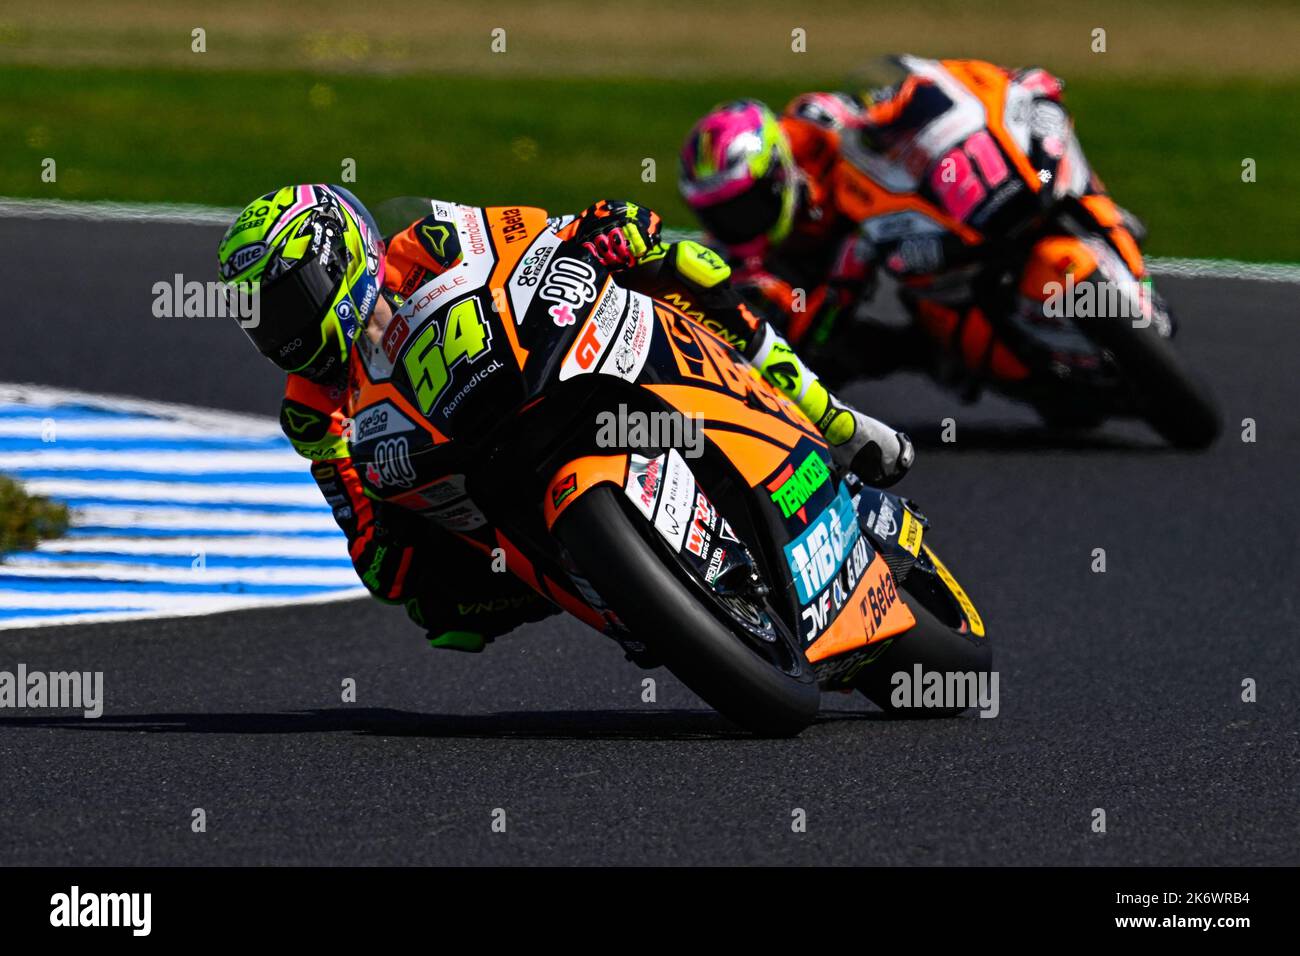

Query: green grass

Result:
[0,475,68,554]
[2,65,1296,260]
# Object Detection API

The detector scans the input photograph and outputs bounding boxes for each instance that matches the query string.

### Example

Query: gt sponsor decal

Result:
[364,436,418,489]
[351,401,415,444]
[767,451,831,522]
[784,487,860,605]
[924,545,985,637]
[571,321,601,366]
[559,282,627,381]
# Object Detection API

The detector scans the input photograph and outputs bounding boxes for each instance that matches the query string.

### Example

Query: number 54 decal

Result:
[403,297,493,414]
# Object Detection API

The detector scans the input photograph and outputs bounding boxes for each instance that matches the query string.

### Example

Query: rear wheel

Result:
[555,486,820,736]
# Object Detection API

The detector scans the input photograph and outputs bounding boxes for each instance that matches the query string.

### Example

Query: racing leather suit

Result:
[279,201,898,648]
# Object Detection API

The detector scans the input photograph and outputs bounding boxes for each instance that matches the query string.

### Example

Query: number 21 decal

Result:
[929,129,1011,222]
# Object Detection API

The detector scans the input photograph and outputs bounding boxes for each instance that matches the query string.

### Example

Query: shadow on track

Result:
[0,706,892,741]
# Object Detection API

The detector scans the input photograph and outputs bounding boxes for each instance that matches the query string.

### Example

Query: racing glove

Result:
[572,199,663,269]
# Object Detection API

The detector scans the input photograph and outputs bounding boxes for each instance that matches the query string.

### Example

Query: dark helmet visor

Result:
[696,178,786,246]
[244,234,346,374]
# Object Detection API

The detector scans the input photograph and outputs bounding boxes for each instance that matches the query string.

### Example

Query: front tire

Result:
[853,588,991,718]
[1084,315,1222,449]
[555,486,820,736]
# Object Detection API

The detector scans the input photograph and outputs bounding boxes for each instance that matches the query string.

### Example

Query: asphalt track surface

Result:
[0,217,1296,866]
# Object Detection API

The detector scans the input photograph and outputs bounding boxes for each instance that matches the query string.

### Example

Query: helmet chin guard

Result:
[218,184,386,379]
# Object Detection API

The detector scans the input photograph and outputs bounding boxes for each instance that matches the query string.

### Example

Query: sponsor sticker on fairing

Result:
[559,282,627,381]
[784,487,861,605]
[799,533,872,643]
[624,453,665,520]
[440,359,505,419]
[898,508,923,556]
[420,473,471,507]
[413,474,489,531]
[507,230,562,322]
[685,491,717,558]
[599,291,654,383]
[351,401,415,444]
[768,451,831,522]
[363,436,418,489]
[864,495,898,538]
[425,499,488,532]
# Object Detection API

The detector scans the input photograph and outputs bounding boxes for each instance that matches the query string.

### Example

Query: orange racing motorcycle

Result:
[349,200,989,735]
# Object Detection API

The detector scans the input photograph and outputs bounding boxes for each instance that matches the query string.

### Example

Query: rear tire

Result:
[555,486,820,736]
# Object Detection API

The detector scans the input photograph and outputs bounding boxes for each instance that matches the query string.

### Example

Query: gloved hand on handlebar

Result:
[573,199,663,269]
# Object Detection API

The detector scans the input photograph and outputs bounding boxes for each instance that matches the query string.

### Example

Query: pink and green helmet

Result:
[217,184,385,382]
[679,99,798,255]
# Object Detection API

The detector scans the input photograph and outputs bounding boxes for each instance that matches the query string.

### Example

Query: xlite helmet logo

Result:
[221,241,267,278]
[540,257,598,309]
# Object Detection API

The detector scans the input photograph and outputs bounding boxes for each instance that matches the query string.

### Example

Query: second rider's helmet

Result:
[678,99,799,255]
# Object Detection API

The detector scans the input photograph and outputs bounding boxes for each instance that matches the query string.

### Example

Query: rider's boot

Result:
[750,325,914,487]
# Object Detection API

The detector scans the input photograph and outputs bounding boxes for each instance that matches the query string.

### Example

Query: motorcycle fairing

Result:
[785,484,916,661]
[351,204,916,666]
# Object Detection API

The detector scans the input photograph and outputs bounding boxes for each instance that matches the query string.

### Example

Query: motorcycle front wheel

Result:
[555,486,820,736]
